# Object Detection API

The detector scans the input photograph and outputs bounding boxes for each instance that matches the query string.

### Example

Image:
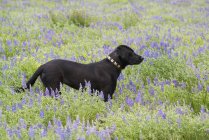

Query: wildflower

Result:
[149,87,155,96]
[40,109,44,118]
[176,108,184,115]
[7,40,12,47]
[126,96,134,107]
[154,77,159,86]
[147,77,151,85]
[198,82,203,91]
[135,91,143,104]
[41,128,47,137]
[160,82,165,92]
[28,126,34,138]
[21,74,27,89]
[200,106,205,113]
[29,98,33,108]
[7,129,13,138]
[44,88,50,96]
[158,109,166,119]
[47,121,52,130]
[176,118,181,128]
[12,104,17,112]
[172,80,178,87]
[99,91,104,100]
[6,105,10,111]
[16,128,22,139]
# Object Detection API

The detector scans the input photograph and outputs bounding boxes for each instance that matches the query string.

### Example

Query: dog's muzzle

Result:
[107,56,121,69]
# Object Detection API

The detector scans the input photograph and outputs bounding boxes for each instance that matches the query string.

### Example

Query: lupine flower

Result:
[29,98,33,108]
[158,109,166,119]
[41,128,47,137]
[44,88,50,96]
[40,109,44,118]
[154,77,159,86]
[160,82,165,92]
[47,121,53,130]
[19,118,26,129]
[21,75,27,89]
[12,104,17,112]
[176,108,184,115]
[176,118,181,128]
[99,91,104,100]
[198,82,203,91]
[7,129,13,138]
[172,80,178,87]
[7,40,12,47]
[147,77,151,85]
[6,105,10,111]
[126,96,134,107]
[135,90,143,104]
[200,106,206,113]
[149,87,155,96]
[16,128,22,139]
[28,126,34,138]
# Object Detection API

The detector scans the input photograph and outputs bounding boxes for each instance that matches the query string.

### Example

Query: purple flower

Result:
[172,80,178,87]
[7,129,13,138]
[207,86,209,93]
[41,128,47,137]
[176,108,184,115]
[21,75,27,89]
[126,96,134,107]
[19,118,26,129]
[40,109,44,118]
[177,118,181,128]
[198,82,203,91]
[154,77,159,86]
[200,106,205,113]
[143,50,150,57]
[29,98,33,107]
[158,109,166,119]
[21,98,26,105]
[149,87,155,96]
[12,104,17,112]
[44,88,50,96]
[7,40,12,46]
[60,99,64,105]
[47,121,52,130]
[160,82,165,92]
[135,91,143,104]
[147,78,151,85]
[28,126,34,138]
[6,105,10,111]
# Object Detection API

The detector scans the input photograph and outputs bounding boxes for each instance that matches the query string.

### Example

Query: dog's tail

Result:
[15,65,44,92]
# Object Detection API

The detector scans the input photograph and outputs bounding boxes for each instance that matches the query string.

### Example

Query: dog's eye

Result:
[128,53,132,56]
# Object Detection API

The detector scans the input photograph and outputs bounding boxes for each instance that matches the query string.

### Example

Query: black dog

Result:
[17,45,144,101]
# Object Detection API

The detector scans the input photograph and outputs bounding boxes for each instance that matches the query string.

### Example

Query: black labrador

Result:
[16,45,144,101]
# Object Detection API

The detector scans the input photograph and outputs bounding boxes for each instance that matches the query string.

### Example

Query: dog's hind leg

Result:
[40,72,63,96]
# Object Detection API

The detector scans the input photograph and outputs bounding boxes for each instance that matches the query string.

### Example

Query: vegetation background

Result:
[0,0,209,139]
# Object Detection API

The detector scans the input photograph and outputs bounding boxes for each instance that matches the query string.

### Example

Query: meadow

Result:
[0,0,209,139]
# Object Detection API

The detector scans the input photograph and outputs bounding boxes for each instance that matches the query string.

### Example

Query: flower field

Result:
[0,0,209,139]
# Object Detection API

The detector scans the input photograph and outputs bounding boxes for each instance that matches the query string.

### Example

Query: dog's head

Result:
[109,45,144,69]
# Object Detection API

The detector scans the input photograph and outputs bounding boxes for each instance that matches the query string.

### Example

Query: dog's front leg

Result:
[102,86,114,102]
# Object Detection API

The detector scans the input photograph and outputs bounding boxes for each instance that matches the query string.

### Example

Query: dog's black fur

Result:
[16,45,143,101]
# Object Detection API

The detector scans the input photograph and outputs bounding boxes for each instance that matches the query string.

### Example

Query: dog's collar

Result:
[107,56,121,69]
